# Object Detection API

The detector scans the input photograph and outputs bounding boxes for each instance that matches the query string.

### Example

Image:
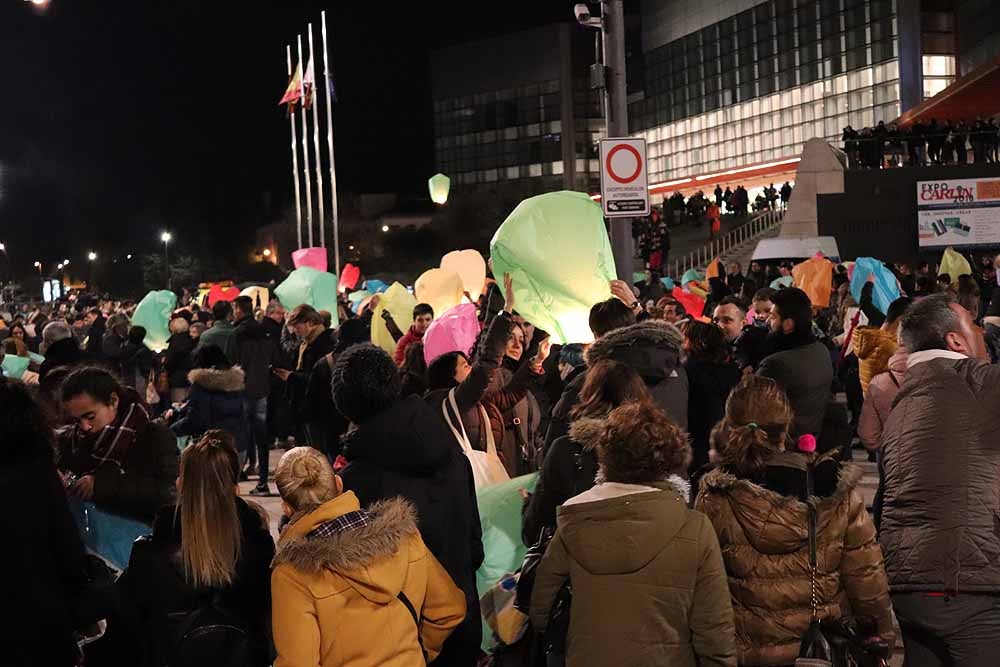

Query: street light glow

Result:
[161,232,172,243]
[0,243,5,252]
[88,252,97,261]
[127,254,133,260]
[381,225,390,233]
[63,259,70,265]
[262,248,272,257]
[33,261,41,268]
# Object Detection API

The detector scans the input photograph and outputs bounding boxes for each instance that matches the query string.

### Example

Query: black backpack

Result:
[167,594,256,667]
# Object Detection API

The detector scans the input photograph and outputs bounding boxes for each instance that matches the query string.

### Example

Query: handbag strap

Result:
[805,460,820,620]
[442,388,474,455]
[396,591,426,659]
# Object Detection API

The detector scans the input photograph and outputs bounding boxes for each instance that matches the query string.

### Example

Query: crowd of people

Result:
[634,182,792,277]
[843,116,1000,169]
[3,244,1000,667]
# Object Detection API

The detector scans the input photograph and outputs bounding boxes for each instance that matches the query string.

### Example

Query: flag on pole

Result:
[328,74,338,103]
[279,62,302,110]
[303,58,315,110]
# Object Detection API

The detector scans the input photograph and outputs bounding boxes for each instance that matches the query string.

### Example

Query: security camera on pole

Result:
[575,1,636,282]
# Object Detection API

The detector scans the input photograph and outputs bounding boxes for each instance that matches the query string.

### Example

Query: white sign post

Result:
[599,137,650,218]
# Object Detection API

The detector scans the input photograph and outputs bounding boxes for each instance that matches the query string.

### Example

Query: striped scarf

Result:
[69,399,150,474]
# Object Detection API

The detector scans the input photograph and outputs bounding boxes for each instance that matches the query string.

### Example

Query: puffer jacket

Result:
[879,355,1000,593]
[852,326,898,395]
[531,479,736,667]
[695,453,893,666]
[544,320,688,451]
[170,367,249,452]
[858,348,908,449]
[271,493,466,667]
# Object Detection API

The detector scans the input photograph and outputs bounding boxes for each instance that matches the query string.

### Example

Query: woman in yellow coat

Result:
[271,447,467,667]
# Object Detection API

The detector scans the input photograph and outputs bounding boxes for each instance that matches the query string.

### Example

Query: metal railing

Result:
[671,208,785,279]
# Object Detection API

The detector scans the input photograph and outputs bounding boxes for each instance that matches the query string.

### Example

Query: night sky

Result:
[0,0,571,275]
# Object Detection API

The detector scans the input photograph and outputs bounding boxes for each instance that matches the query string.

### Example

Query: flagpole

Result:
[286,45,303,250]
[297,34,314,248]
[308,23,326,249]
[321,10,341,273]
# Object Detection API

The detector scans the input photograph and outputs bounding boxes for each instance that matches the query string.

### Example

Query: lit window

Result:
[923,77,951,99]
[922,55,955,77]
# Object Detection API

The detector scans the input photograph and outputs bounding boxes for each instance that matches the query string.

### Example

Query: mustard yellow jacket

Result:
[271,492,466,667]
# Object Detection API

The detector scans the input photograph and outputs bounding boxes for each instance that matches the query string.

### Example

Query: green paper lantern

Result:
[132,290,178,353]
[428,173,451,205]
[274,267,340,328]
[490,190,617,345]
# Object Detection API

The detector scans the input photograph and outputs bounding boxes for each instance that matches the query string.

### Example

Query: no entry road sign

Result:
[599,137,650,218]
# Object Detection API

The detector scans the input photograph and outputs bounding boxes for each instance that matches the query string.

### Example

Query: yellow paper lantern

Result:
[440,249,487,301]
[415,268,464,318]
[239,286,270,310]
[428,173,451,205]
[371,282,417,355]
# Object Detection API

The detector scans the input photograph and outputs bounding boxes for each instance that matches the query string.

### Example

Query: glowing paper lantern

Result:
[428,173,451,205]
[340,263,361,291]
[770,275,794,289]
[792,255,834,308]
[939,247,972,281]
[490,191,616,344]
[1,354,30,379]
[423,303,480,365]
[347,290,373,308]
[441,249,487,301]
[363,279,388,294]
[274,267,340,327]
[632,271,647,285]
[207,284,240,307]
[681,268,702,286]
[672,286,705,319]
[705,257,723,280]
[132,290,178,352]
[415,268,464,319]
[371,282,417,354]
[292,247,328,273]
[849,257,901,315]
[659,276,675,289]
[239,286,270,309]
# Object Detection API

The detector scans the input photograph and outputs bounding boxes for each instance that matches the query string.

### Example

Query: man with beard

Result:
[756,287,833,439]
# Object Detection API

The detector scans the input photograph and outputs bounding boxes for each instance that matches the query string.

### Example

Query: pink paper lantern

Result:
[292,247,328,272]
[340,263,361,290]
[423,303,481,365]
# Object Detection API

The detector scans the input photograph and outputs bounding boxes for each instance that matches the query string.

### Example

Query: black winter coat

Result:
[2,458,94,667]
[339,395,484,667]
[522,418,600,546]
[85,317,106,358]
[286,328,337,420]
[163,333,195,389]
[40,336,86,380]
[115,498,275,667]
[685,358,741,472]
[757,332,834,439]
[233,316,277,400]
[171,367,249,452]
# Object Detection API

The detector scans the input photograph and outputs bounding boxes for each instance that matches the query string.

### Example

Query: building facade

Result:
[632,0,995,185]
[430,23,605,195]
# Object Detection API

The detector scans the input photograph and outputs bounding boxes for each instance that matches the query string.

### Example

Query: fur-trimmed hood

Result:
[187,366,245,392]
[698,453,863,555]
[586,319,684,365]
[568,417,605,452]
[274,492,420,604]
[585,319,684,385]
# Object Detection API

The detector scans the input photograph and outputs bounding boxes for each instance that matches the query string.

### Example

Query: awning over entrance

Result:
[897,54,1000,127]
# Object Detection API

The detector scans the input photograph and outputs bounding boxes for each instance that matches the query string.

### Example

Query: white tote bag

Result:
[442,388,510,489]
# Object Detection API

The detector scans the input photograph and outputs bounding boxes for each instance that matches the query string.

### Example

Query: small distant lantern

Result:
[428,173,451,205]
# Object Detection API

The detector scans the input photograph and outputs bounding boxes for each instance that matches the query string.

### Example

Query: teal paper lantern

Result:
[428,173,451,205]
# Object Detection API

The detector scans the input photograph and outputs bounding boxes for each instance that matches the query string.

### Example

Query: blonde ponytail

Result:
[179,430,242,589]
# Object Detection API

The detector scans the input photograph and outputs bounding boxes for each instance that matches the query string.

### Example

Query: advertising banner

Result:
[917,178,1000,248]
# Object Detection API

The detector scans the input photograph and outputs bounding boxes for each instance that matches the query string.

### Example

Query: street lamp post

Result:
[161,232,172,290]
[87,252,97,292]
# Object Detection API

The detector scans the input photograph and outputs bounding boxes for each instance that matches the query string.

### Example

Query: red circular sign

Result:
[605,144,643,184]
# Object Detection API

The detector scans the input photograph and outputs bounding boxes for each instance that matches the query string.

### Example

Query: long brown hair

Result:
[711,376,792,478]
[570,359,654,420]
[178,430,242,589]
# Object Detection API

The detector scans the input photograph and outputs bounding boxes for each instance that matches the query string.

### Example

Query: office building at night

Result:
[632,0,1000,185]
